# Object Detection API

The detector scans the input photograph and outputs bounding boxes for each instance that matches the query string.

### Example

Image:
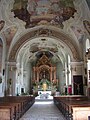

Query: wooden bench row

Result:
[0,96,35,120]
[54,95,90,120]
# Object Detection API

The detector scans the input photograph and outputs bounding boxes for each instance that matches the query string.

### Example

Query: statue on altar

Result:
[39,78,51,91]
[42,82,47,91]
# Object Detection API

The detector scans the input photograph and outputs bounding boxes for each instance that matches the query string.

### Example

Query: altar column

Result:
[37,70,39,82]
[54,67,56,80]
[50,67,52,82]
[33,67,36,81]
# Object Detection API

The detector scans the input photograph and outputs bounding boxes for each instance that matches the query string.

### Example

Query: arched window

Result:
[86,38,90,82]
[86,38,90,52]
[0,38,3,73]
[68,55,71,85]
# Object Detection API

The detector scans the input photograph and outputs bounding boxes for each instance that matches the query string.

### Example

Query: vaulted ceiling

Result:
[0,0,90,67]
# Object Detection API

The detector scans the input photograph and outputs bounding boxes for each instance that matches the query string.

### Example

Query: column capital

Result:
[70,61,84,66]
[6,62,17,71]
[6,61,17,66]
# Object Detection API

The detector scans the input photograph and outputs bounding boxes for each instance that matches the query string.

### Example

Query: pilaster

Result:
[6,62,17,96]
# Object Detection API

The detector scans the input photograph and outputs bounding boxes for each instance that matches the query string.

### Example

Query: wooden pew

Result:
[73,106,90,120]
[0,98,22,119]
[6,96,35,114]
[64,100,90,119]
[0,96,35,120]
[0,103,16,120]
[54,95,90,120]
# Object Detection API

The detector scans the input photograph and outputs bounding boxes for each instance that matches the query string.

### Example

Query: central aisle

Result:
[20,100,66,120]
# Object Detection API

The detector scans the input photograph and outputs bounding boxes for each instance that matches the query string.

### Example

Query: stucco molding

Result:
[8,26,81,62]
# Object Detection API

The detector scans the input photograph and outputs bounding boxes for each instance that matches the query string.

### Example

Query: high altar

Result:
[32,53,58,94]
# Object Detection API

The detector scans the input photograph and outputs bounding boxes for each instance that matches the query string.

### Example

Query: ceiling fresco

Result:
[12,0,76,28]
[0,0,89,65]
[29,42,58,53]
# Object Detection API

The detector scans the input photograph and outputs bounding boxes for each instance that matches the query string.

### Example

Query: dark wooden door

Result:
[73,75,83,95]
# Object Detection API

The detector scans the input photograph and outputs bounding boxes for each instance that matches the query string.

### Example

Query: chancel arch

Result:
[6,26,84,96]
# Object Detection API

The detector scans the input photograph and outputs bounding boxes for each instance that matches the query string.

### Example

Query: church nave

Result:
[0,0,90,120]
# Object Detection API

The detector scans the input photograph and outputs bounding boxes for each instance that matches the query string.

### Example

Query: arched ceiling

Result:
[8,26,81,63]
[17,37,68,66]
[0,0,90,66]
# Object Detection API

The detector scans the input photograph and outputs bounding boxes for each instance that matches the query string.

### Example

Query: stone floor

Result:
[20,100,66,120]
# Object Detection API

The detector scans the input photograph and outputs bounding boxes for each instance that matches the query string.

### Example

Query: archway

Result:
[7,26,82,96]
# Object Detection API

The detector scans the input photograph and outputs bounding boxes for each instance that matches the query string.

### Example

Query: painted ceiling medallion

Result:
[12,0,76,29]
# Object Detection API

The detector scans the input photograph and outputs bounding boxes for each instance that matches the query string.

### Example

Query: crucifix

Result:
[73,82,82,95]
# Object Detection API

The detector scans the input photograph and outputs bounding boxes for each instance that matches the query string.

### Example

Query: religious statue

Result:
[39,74,50,91]
[42,82,47,91]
